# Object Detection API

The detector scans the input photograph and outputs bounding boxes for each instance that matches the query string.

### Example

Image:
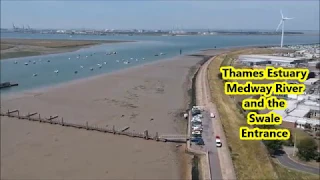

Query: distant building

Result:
[238,55,307,67]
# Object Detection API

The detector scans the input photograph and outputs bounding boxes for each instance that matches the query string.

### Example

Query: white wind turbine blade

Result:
[276,20,283,31]
[280,10,284,19]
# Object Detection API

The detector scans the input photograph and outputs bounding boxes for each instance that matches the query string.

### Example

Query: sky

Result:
[1,0,319,30]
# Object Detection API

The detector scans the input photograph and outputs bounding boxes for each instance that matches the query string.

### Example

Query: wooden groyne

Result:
[0,109,187,143]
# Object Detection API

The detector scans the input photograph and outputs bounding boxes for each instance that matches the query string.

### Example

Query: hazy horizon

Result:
[1,1,319,31]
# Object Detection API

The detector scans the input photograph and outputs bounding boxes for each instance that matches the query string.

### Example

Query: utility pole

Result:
[293,132,297,156]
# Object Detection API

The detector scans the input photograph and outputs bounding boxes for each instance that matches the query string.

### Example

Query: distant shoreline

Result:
[0,38,134,60]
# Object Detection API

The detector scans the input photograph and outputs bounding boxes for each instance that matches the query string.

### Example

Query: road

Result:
[195,56,236,180]
[276,153,320,175]
[201,111,223,180]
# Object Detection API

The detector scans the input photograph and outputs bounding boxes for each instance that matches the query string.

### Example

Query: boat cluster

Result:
[13,50,168,78]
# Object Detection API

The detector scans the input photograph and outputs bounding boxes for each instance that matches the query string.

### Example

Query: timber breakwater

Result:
[0,109,187,143]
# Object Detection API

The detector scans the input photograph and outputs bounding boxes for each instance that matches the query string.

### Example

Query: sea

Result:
[1,32,319,94]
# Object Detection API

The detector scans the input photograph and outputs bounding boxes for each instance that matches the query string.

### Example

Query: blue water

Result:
[1,32,319,94]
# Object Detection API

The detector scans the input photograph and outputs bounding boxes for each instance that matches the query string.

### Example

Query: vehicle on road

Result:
[192,126,203,132]
[191,137,202,142]
[192,130,202,138]
[196,138,205,145]
[216,136,222,147]
[210,113,215,118]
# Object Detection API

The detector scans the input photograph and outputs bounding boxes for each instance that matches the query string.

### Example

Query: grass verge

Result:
[207,48,319,179]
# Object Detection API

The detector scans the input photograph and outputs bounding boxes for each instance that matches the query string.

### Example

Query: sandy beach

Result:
[0,52,220,179]
[1,39,132,60]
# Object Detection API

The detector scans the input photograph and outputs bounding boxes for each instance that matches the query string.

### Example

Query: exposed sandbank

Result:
[1,51,226,179]
[0,38,133,60]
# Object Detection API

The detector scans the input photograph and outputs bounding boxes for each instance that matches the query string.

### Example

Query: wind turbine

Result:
[276,10,294,48]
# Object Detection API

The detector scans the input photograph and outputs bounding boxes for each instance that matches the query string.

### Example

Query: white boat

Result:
[33,73,38,77]
[24,62,28,65]
[54,70,59,73]
[68,57,71,60]
[130,58,133,60]
[80,66,84,68]
[33,61,36,64]
[14,61,18,64]
[104,62,107,64]
[90,67,94,71]
[142,58,145,60]
[116,60,120,63]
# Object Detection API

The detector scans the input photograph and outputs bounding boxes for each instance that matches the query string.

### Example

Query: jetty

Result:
[0,82,18,89]
[0,109,188,143]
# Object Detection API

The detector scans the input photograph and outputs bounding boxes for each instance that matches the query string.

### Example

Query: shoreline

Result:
[1,48,220,179]
[0,44,309,179]
[1,44,275,99]
[0,38,135,60]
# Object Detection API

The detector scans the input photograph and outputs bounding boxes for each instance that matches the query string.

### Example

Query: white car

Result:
[210,113,215,118]
[192,126,203,132]
[216,136,222,147]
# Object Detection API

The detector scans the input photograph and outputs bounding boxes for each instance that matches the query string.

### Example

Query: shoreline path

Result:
[196,55,237,180]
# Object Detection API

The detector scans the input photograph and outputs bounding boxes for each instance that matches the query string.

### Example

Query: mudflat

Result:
[0,39,133,60]
[0,54,208,179]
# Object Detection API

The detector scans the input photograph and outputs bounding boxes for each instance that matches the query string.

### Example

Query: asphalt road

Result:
[276,153,320,175]
[201,111,223,180]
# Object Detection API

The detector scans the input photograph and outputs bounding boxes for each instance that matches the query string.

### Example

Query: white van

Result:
[210,113,215,118]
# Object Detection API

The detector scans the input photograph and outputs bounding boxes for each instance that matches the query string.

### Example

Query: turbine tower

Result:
[276,10,293,48]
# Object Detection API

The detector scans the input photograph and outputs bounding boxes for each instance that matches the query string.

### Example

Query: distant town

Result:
[0,24,309,36]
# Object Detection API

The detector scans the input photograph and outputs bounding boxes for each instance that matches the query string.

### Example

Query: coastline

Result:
[0,38,134,60]
[1,49,222,179]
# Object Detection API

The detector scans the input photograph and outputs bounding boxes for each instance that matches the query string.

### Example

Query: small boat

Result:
[116,60,120,63]
[14,61,18,64]
[74,71,78,74]
[104,62,107,64]
[80,66,84,68]
[90,67,94,71]
[85,56,88,58]
[33,61,36,64]
[97,64,102,68]
[24,62,28,65]
[130,58,133,60]
[136,59,138,61]
[33,73,38,77]
[54,70,59,73]
[47,60,50,62]
[68,57,71,60]
[154,54,159,56]
[113,51,117,54]
[142,58,145,60]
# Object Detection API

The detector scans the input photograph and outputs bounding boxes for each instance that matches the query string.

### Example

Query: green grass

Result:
[207,47,317,180]
[273,160,320,180]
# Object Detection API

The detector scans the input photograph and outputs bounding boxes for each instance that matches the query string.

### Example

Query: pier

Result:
[0,109,187,143]
[0,82,19,89]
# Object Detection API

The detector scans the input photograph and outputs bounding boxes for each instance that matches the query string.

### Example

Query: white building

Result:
[238,55,306,67]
